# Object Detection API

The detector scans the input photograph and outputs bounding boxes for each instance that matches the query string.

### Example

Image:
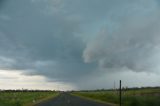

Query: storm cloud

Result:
[0,0,160,89]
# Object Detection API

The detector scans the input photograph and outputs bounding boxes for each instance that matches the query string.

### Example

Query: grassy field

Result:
[72,88,160,106]
[0,91,59,106]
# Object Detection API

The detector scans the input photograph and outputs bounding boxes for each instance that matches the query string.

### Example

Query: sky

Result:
[0,0,160,90]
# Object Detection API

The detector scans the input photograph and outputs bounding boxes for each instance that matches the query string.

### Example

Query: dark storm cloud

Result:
[0,0,6,8]
[0,0,96,83]
[0,0,160,89]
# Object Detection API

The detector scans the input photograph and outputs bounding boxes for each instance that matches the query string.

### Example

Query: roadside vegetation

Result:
[0,90,59,106]
[72,87,160,106]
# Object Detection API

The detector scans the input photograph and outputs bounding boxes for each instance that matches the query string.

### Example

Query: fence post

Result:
[119,80,122,106]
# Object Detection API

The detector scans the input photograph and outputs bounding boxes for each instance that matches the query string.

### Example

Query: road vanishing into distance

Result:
[35,93,112,106]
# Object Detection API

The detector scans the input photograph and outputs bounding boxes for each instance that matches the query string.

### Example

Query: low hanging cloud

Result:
[83,0,160,72]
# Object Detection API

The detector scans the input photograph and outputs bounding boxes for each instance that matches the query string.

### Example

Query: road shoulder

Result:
[71,93,118,106]
[28,93,59,106]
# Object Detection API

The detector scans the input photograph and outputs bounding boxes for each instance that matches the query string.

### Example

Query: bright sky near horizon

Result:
[0,0,160,90]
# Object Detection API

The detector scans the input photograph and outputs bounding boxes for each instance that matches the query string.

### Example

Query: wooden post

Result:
[114,81,115,90]
[119,80,122,106]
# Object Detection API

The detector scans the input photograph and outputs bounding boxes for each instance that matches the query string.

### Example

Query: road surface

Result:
[34,93,112,106]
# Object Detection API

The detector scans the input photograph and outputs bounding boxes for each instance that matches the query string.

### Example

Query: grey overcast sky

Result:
[0,0,160,90]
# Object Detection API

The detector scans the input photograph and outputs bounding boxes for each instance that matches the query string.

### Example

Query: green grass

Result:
[0,91,59,106]
[72,88,160,106]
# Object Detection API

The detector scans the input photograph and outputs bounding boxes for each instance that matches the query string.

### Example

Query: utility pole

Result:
[119,80,122,106]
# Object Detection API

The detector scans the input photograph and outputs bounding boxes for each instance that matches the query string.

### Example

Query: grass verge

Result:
[0,91,59,106]
[72,88,160,106]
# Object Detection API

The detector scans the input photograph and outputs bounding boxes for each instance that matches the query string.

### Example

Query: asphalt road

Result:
[34,93,112,106]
